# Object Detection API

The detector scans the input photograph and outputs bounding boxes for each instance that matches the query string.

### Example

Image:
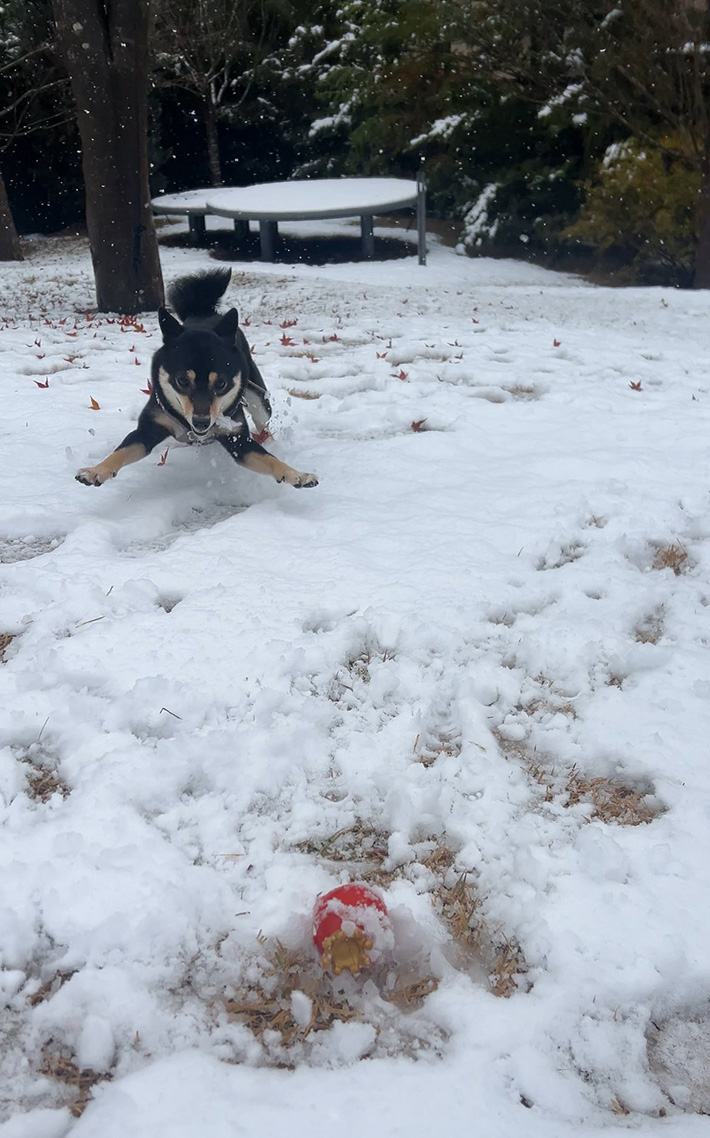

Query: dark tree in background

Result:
[0,173,22,260]
[460,0,710,286]
[51,0,163,312]
[151,0,293,187]
[0,0,72,259]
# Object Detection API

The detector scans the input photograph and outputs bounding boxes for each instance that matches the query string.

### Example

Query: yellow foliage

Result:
[565,136,699,281]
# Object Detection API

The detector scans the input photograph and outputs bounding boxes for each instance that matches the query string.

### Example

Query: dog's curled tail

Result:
[168,268,232,320]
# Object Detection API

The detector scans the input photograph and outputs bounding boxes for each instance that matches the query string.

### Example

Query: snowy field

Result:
[1,220,710,1137]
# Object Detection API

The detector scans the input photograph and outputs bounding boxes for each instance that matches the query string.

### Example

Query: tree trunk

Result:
[0,170,23,261]
[694,151,710,288]
[52,0,164,313]
[204,97,223,186]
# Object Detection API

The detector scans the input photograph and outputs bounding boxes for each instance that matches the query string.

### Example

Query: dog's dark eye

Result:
[213,378,230,395]
[173,375,191,392]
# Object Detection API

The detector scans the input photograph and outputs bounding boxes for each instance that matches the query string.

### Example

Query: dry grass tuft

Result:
[651,542,689,576]
[28,970,75,1007]
[413,729,462,767]
[386,972,439,1010]
[494,675,663,828]
[296,821,393,886]
[634,609,665,644]
[610,1097,630,1116]
[0,632,15,660]
[224,941,438,1058]
[517,674,579,721]
[506,384,538,400]
[24,762,70,803]
[489,936,525,999]
[418,844,457,877]
[434,869,527,998]
[39,1050,112,1118]
[225,948,360,1049]
[565,768,659,825]
[497,731,662,827]
[326,644,396,704]
[437,871,481,946]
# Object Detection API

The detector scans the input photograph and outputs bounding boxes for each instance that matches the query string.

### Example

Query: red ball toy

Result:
[313,883,391,976]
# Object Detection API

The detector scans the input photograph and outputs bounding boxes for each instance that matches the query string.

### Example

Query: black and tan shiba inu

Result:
[75,268,318,489]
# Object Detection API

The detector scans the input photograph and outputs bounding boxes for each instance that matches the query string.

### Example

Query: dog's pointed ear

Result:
[158,308,183,343]
[214,308,239,341]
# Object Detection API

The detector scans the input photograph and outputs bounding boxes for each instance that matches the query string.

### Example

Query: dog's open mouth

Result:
[186,423,215,444]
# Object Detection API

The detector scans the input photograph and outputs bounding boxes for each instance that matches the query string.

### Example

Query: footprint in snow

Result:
[116,502,247,556]
[0,535,63,563]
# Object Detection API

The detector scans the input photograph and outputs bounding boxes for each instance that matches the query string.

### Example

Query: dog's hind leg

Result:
[217,435,318,488]
[76,418,171,487]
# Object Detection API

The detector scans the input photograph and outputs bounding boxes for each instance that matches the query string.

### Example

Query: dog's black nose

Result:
[191,417,211,434]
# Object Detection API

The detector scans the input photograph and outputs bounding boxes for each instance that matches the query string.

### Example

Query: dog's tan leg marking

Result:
[75,443,147,487]
[241,450,318,488]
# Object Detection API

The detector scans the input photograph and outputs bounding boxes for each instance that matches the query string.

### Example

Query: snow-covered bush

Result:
[565,136,700,285]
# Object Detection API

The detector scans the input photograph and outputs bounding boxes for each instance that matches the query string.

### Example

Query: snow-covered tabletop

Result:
[151,177,427,263]
[206,178,419,220]
[151,188,213,216]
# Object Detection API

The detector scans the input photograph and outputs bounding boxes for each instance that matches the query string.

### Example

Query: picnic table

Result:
[151,176,427,265]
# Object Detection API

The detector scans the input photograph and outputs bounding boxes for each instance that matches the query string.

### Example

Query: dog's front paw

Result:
[76,467,110,486]
[293,471,319,488]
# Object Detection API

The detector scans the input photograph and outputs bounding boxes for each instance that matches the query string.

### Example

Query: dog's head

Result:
[154,308,245,435]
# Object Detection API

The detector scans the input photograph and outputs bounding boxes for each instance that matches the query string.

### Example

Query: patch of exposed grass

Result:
[433,870,527,998]
[494,671,664,827]
[651,542,689,576]
[295,821,393,886]
[413,728,462,767]
[517,674,579,720]
[634,608,665,644]
[506,384,539,401]
[224,941,440,1062]
[39,1050,112,1118]
[606,673,625,689]
[23,757,70,803]
[497,729,662,827]
[28,970,76,1008]
[225,946,362,1049]
[536,541,585,571]
[565,767,659,826]
[326,643,397,704]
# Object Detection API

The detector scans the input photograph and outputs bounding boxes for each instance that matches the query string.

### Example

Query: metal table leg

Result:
[361,215,375,258]
[416,172,427,266]
[259,220,278,261]
[188,214,206,244]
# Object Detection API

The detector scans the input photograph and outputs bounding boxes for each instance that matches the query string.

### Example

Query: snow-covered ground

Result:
[2,221,710,1138]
